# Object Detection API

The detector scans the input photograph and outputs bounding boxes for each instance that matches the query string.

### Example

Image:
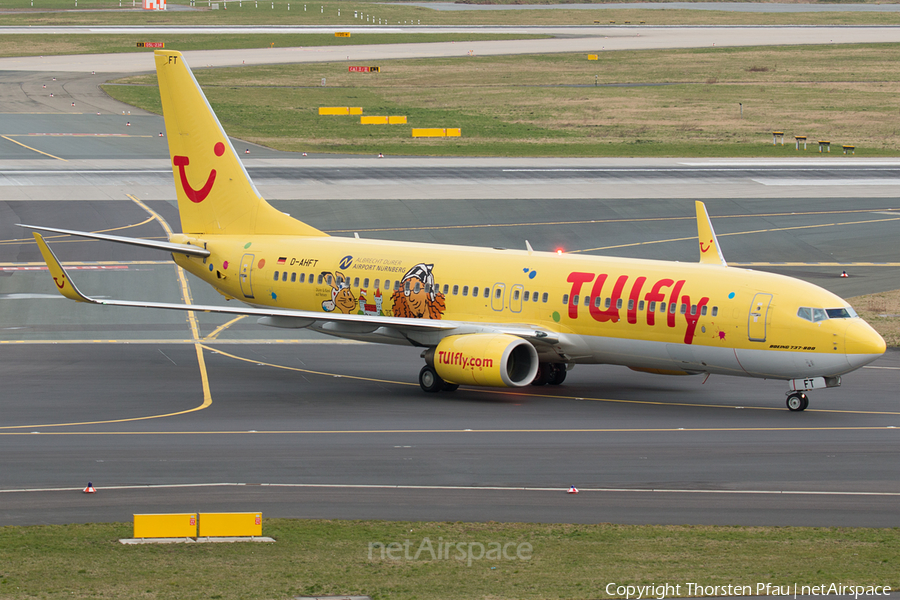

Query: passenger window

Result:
[700,305,707,316]
[462,286,469,297]
[394,281,400,291]
[660,303,666,313]
[308,273,313,283]
[616,299,623,310]
[797,307,812,322]
[363,278,369,288]
[384,280,391,290]
[374,279,380,290]
[317,274,324,284]
[649,301,656,313]
[563,294,569,305]
[583,295,589,306]
[495,288,502,299]
[605,298,611,309]
[670,303,677,314]
[639,300,645,311]
[594,297,601,307]
[291,273,296,283]
[485,288,491,298]
[453,285,459,296]
[542,293,548,303]
[690,304,696,315]
[680,303,686,314]
[524,291,530,302]
[572,294,580,306]
[628,299,634,311]
[282,272,288,282]
[300,273,306,283]
[444,284,450,295]
[354,278,360,288]
[414,281,421,294]
[473,286,479,297]
[533,292,539,302]
[274,271,279,281]
[712,307,718,317]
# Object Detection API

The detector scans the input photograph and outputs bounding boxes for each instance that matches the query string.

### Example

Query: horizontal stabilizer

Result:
[20,224,210,257]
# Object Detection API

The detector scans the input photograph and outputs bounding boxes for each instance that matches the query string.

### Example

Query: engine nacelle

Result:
[427,334,539,388]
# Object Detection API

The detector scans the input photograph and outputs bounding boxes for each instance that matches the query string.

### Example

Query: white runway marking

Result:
[753,179,900,186]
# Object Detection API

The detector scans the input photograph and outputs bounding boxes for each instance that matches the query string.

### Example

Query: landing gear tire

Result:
[786,392,808,412]
[531,363,551,386]
[548,363,567,386]
[419,365,445,393]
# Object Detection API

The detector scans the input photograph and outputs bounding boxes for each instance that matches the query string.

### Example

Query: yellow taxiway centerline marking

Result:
[0,134,67,161]
[329,208,900,234]
[130,193,212,414]
[0,426,896,436]
[204,315,248,340]
[574,215,900,253]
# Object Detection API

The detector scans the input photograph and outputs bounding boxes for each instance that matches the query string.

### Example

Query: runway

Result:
[1,44,898,529]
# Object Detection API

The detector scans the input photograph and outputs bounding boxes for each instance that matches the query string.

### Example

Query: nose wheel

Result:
[786,392,809,411]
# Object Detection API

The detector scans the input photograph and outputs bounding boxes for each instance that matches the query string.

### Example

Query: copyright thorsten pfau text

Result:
[605,583,892,599]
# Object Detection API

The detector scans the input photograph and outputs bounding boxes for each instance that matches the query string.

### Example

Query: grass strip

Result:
[6,0,900,26]
[103,43,900,157]
[849,288,900,347]
[0,32,546,58]
[0,519,897,599]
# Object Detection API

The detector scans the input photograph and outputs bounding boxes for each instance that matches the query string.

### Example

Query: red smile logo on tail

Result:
[173,142,225,203]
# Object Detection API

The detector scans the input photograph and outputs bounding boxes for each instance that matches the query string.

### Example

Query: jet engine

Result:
[426,333,539,387]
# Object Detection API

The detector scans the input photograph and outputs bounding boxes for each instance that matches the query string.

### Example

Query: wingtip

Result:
[32,232,92,303]
[695,202,728,267]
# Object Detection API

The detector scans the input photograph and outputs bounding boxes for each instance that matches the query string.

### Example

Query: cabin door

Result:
[239,253,255,299]
[748,293,772,342]
[491,283,506,311]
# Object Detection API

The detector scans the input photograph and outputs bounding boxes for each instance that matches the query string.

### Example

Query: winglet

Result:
[33,232,94,303]
[695,201,727,267]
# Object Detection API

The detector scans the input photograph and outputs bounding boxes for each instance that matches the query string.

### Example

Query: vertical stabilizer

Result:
[695,201,727,267]
[154,50,326,238]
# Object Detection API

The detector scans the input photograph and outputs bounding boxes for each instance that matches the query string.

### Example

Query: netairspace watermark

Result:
[604,583,892,599]
[368,537,532,567]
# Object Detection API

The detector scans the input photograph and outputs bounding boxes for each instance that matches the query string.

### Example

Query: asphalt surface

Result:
[0,47,898,528]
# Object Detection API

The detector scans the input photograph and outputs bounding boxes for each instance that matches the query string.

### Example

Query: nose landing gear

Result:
[786,391,809,412]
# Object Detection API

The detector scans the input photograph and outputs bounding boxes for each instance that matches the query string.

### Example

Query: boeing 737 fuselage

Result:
[24,50,886,411]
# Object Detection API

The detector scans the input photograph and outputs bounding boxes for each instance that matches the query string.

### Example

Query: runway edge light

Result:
[567,486,579,494]
[83,482,96,494]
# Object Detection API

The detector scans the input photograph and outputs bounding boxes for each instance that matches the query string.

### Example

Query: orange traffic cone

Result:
[83,482,96,494]
[840,271,848,278]
[567,485,579,494]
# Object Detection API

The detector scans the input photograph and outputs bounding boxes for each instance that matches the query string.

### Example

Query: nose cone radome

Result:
[845,319,886,370]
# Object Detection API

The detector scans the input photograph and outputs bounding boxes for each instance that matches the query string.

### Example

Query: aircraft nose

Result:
[844,319,886,370]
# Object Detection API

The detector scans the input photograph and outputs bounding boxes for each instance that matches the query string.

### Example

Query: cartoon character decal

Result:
[321,271,358,314]
[318,261,445,320]
[391,263,446,320]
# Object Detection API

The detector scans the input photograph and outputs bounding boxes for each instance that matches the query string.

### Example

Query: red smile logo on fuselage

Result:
[173,142,225,203]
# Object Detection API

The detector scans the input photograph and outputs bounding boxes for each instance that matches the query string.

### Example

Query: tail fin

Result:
[695,201,727,267]
[155,50,326,238]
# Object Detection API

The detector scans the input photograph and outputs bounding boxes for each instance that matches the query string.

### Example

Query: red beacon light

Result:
[556,248,564,255]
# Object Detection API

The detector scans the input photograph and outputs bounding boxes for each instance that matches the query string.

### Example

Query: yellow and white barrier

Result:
[318,107,363,116]
[412,128,461,138]
[133,513,197,538]
[198,512,263,537]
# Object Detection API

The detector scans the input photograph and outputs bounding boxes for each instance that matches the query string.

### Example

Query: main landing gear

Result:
[418,365,458,393]
[786,391,809,412]
[530,363,567,387]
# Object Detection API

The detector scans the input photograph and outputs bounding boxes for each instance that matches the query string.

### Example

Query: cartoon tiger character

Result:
[391,263,445,320]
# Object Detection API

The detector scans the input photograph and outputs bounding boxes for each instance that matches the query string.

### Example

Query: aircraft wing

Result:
[18,223,210,257]
[32,232,562,344]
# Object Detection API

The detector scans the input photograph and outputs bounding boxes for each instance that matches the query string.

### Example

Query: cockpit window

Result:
[798,306,857,322]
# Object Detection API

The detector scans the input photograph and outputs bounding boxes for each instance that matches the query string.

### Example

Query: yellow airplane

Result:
[21,50,886,411]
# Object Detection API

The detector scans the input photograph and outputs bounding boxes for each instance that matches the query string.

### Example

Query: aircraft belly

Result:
[734,347,851,379]
[577,336,745,376]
